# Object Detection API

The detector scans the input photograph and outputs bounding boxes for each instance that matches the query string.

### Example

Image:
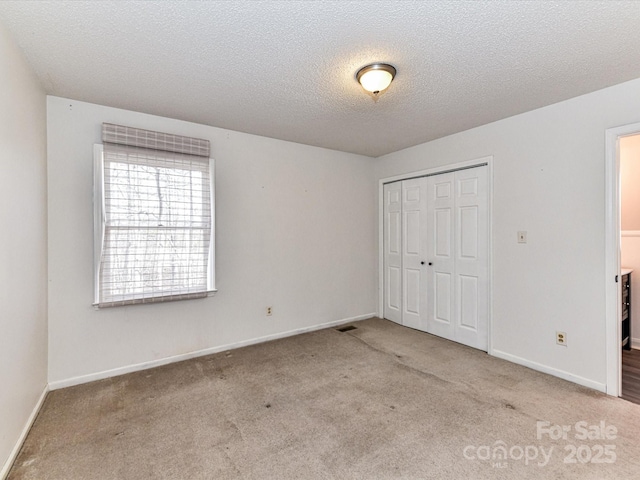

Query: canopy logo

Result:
[463,441,553,468]
[463,420,617,468]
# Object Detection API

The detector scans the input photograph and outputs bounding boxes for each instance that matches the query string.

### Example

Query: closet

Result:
[383,165,488,351]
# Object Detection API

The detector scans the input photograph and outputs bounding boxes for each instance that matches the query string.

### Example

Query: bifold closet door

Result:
[400,178,428,330]
[425,172,456,341]
[383,182,402,324]
[383,179,428,328]
[426,166,488,350]
[452,167,488,350]
[383,165,488,351]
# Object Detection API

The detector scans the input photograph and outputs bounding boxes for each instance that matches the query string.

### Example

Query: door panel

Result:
[388,266,401,312]
[459,206,478,259]
[435,209,451,256]
[402,178,428,330]
[453,166,488,350]
[435,272,452,324]
[383,182,402,324]
[405,211,421,255]
[435,182,451,198]
[405,269,421,314]
[427,173,455,340]
[389,211,401,255]
[459,177,478,196]
[459,274,479,330]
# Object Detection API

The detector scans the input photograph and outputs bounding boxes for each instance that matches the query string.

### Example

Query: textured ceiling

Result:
[1,1,640,157]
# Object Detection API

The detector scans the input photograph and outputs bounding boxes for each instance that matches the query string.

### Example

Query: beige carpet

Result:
[8,318,640,479]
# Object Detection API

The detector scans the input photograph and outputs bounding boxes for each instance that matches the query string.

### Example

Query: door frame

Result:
[378,156,494,354]
[605,122,640,396]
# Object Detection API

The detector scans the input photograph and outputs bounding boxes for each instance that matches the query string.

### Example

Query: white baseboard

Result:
[631,337,640,350]
[491,349,607,393]
[1,385,48,480]
[49,313,377,390]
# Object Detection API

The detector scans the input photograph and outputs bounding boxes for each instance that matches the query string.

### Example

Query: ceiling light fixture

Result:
[356,63,396,96]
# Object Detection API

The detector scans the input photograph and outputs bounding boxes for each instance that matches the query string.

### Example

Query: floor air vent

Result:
[337,325,357,332]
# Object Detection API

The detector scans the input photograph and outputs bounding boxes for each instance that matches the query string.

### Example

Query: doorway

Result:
[619,134,640,403]
[380,159,491,351]
[605,122,640,397]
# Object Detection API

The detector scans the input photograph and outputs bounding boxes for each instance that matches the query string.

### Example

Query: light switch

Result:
[517,231,527,243]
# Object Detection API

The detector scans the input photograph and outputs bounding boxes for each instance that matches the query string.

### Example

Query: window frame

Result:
[93,144,216,307]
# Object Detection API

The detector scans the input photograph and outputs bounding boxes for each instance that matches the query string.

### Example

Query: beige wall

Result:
[621,236,640,348]
[0,20,48,477]
[621,135,640,231]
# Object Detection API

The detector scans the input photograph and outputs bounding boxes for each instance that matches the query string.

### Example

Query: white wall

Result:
[47,96,376,386]
[375,78,640,391]
[0,21,48,477]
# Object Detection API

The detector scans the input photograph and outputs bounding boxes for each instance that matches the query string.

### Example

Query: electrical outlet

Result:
[518,231,527,243]
[266,306,272,316]
[556,331,567,346]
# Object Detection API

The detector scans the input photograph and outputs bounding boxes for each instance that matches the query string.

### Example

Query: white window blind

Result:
[94,123,215,308]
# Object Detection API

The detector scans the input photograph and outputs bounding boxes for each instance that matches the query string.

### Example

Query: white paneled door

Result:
[383,181,402,324]
[383,166,488,351]
[401,178,428,330]
[426,172,456,341]
[451,167,488,350]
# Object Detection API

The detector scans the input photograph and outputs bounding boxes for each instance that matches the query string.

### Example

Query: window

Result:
[94,123,215,307]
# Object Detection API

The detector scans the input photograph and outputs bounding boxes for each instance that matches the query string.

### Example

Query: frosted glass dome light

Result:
[356,63,396,95]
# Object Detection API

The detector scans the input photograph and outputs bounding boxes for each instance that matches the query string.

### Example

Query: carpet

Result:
[8,318,640,479]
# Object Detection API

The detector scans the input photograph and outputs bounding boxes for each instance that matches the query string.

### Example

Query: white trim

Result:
[621,230,640,237]
[208,157,216,292]
[93,144,104,305]
[379,157,491,185]
[605,122,640,397]
[631,337,640,350]
[492,349,606,393]
[377,157,494,352]
[377,178,384,317]
[486,159,494,355]
[1,386,48,480]
[48,313,376,390]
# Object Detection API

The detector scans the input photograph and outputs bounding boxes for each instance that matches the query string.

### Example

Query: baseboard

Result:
[1,385,48,480]
[491,349,607,393]
[631,337,640,350]
[49,313,377,390]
